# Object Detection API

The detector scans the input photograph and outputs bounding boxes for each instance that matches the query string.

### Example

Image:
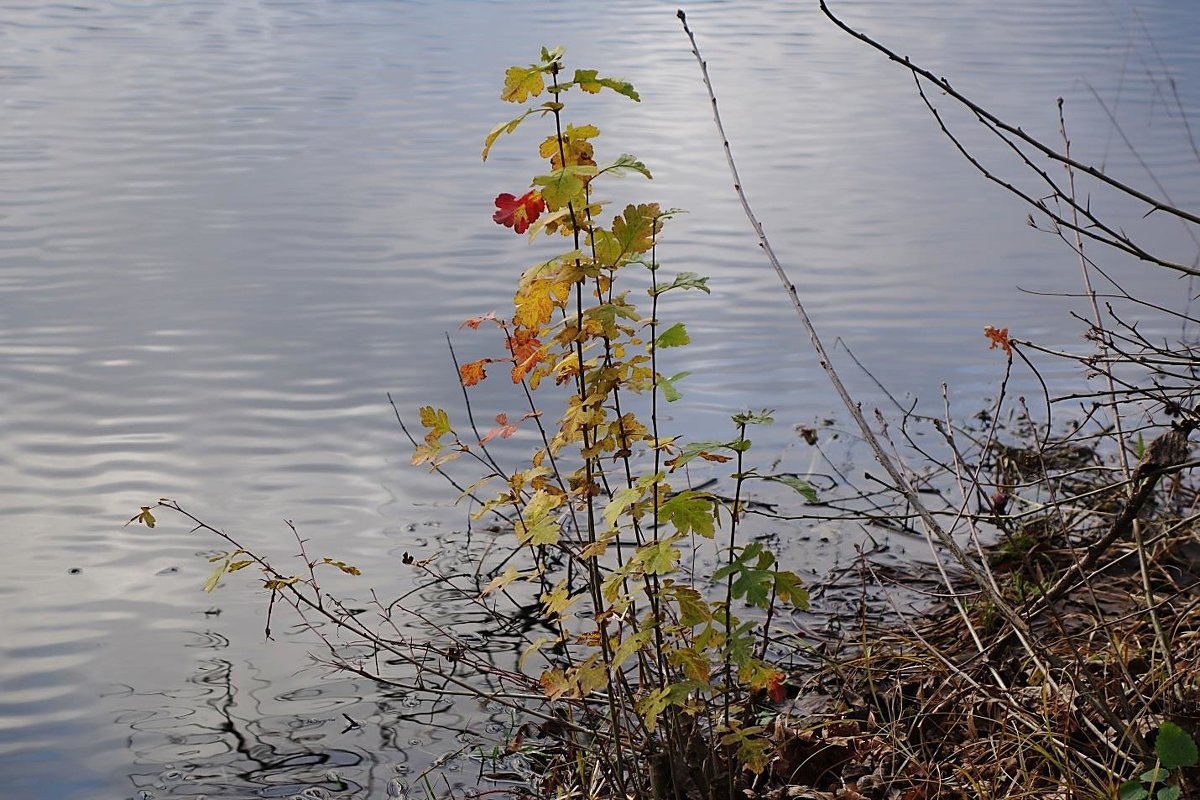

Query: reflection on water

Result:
[1,0,1198,796]
[114,619,526,798]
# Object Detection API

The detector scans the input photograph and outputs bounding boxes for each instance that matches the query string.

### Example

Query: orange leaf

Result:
[984,325,1012,357]
[507,328,543,383]
[460,359,490,387]
[493,190,545,234]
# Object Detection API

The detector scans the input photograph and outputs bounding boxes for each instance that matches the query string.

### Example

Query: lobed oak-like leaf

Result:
[493,190,545,234]
[652,271,710,295]
[600,154,652,180]
[659,490,715,537]
[532,166,595,211]
[571,68,640,101]
[763,474,818,503]
[660,370,691,402]
[984,324,1012,356]
[479,413,517,445]
[459,359,489,387]
[501,65,545,103]
[655,322,690,349]
[539,124,599,170]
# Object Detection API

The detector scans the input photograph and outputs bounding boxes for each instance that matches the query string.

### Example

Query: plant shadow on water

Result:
[106,552,572,800]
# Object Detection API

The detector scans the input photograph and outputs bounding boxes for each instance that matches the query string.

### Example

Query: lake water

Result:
[2,1,1199,797]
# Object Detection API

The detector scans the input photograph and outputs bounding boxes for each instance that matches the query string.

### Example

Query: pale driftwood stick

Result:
[675,9,1138,750]
[674,8,1000,617]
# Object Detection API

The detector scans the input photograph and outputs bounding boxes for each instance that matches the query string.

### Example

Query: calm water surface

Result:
[2,1,1199,797]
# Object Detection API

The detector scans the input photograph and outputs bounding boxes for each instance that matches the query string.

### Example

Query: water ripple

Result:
[1,0,1198,797]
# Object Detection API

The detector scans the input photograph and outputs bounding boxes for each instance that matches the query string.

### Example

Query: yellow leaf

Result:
[263,576,300,591]
[515,489,564,546]
[501,65,544,103]
[203,560,226,593]
[126,505,156,528]
[538,124,599,170]
[578,538,609,560]
[418,406,451,436]
[519,636,551,671]
[603,485,643,529]
[482,109,536,161]
[321,558,362,576]
[573,657,608,696]
[411,440,441,466]
[540,579,577,617]
[481,566,520,597]
[538,667,571,700]
[612,630,651,670]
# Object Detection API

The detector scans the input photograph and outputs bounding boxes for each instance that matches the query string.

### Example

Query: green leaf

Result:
[636,539,681,575]
[669,584,712,626]
[667,645,712,682]
[763,475,819,503]
[655,322,690,349]
[733,409,774,426]
[1118,781,1149,800]
[572,69,640,101]
[713,543,780,609]
[653,271,710,296]
[532,165,595,210]
[635,686,672,732]
[1142,768,1169,784]
[538,46,565,68]
[733,568,775,608]
[773,569,809,609]
[600,154,652,179]
[660,370,690,403]
[659,491,715,538]
[1157,786,1181,800]
[604,485,643,530]
[1157,721,1199,769]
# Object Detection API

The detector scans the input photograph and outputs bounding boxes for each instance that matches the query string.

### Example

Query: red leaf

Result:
[493,190,545,234]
